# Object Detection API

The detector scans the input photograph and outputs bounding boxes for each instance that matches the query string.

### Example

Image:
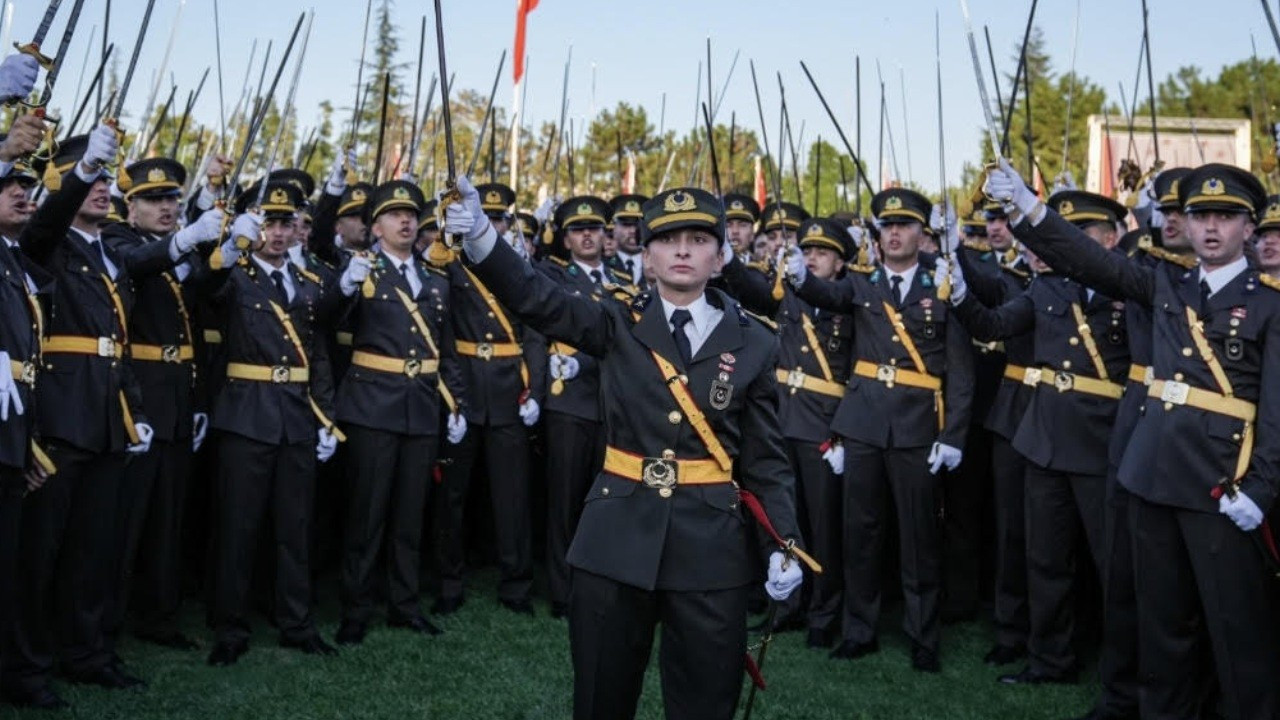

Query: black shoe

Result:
[207,641,249,667]
[134,629,199,650]
[911,643,941,673]
[499,598,534,616]
[2,684,70,710]
[806,628,833,649]
[388,615,443,637]
[64,664,146,690]
[829,638,879,660]
[334,621,367,646]
[430,595,464,616]
[279,635,339,657]
[549,602,569,620]
[983,643,1026,666]
[998,666,1078,685]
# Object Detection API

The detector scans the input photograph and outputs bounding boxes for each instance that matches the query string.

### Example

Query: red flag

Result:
[513,0,539,85]
[1099,130,1115,198]
[1032,161,1046,198]
[754,156,766,207]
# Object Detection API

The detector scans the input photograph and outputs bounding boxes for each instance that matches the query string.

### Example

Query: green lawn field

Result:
[7,568,1099,719]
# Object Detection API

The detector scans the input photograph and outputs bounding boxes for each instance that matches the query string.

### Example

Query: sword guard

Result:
[13,42,54,70]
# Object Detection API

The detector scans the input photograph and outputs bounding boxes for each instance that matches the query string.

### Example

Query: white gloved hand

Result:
[847,223,865,245]
[446,412,467,445]
[230,211,263,250]
[443,175,493,242]
[0,53,39,102]
[518,397,540,427]
[822,442,844,475]
[533,196,557,224]
[929,202,960,255]
[339,253,374,296]
[128,422,154,454]
[549,353,580,381]
[0,350,24,422]
[316,427,338,462]
[765,551,804,601]
[1051,171,1077,195]
[326,148,357,195]
[927,441,963,474]
[173,207,226,254]
[983,158,1040,218]
[1149,203,1166,230]
[1135,178,1156,211]
[785,245,806,285]
[192,412,209,452]
[1219,491,1264,532]
[720,235,735,268]
[82,123,120,170]
[939,255,967,304]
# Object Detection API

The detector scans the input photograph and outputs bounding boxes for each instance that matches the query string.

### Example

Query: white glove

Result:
[822,442,844,475]
[0,351,24,422]
[443,175,493,242]
[446,412,467,445]
[765,551,804,601]
[785,245,806,285]
[82,123,119,170]
[983,158,1040,218]
[719,235,734,268]
[1219,491,1264,532]
[533,196,557,224]
[173,207,226,254]
[1051,171,1077,195]
[230,212,263,250]
[929,202,960,255]
[847,223,865,245]
[192,412,209,452]
[518,397,540,427]
[1149,202,1166,230]
[0,53,39,102]
[940,255,967,304]
[549,353,580,381]
[927,442,963,474]
[316,427,338,462]
[326,148,357,195]
[128,422,154,454]
[339,253,373,296]
[1135,179,1156,211]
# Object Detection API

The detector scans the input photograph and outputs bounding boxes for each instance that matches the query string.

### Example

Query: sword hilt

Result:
[437,179,463,249]
[14,42,54,71]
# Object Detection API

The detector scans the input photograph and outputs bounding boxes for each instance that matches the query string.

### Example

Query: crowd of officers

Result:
[1,50,1280,718]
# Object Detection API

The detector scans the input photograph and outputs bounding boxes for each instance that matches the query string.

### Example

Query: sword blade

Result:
[111,0,156,119]
[37,0,85,105]
[959,0,1005,161]
[30,0,63,47]
[433,0,456,180]
[465,49,507,177]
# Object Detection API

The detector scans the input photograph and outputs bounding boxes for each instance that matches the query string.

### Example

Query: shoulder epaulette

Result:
[1258,273,1280,292]
[296,266,322,286]
[630,291,653,320]
[1142,245,1198,270]
[423,264,447,277]
[308,252,335,271]
[1001,264,1030,280]
[738,305,779,332]
[547,255,569,268]
[745,261,774,274]
[612,268,634,283]
[846,262,876,274]
[963,239,992,253]
[601,281,637,298]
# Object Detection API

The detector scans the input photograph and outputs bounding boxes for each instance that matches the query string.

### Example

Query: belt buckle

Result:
[875,364,897,385]
[19,361,35,384]
[161,345,180,363]
[641,457,678,489]
[270,365,291,383]
[476,342,494,361]
[1054,371,1075,392]
[1161,380,1190,406]
[404,358,421,378]
[97,337,116,357]
[1022,367,1042,387]
[786,368,806,389]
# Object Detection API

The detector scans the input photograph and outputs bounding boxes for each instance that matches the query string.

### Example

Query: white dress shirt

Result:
[252,253,295,302]
[1200,255,1249,297]
[884,263,919,301]
[660,294,723,357]
[71,227,118,279]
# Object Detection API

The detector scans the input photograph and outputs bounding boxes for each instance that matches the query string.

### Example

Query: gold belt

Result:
[9,359,35,385]
[335,331,354,347]
[1128,363,1154,386]
[1148,379,1257,423]
[776,368,846,398]
[1021,367,1123,399]
[351,350,439,378]
[603,446,733,489]
[44,335,124,358]
[455,340,522,360]
[853,359,942,391]
[202,329,223,344]
[130,344,194,363]
[1003,364,1028,383]
[225,362,310,383]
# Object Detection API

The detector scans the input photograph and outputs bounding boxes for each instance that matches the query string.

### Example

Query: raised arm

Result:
[1013,210,1155,306]
[719,256,782,316]
[952,290,1036,342]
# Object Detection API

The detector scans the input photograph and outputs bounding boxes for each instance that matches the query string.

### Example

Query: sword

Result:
[464,50,507,178]
[959,0,1006,162]
[250,10,310,209]
[799,61,875,199]
[33,0,85,109]
[13,0,63,69]
[434,0,466,247]
[61,42,112,140]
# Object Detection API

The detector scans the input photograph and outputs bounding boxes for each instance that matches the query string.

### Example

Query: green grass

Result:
[8,569,1099,719]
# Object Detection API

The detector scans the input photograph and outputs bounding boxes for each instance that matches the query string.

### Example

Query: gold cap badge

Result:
[147,167,167,183]
[1203,178,1226,196]
[664,191,696,212]
[269,188,289,205]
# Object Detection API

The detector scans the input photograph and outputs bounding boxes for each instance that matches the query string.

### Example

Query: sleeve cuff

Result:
[462,224,499,264]
[73,162,102,184]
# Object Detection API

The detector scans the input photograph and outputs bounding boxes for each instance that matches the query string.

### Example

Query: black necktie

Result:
[1200,279,1212,310]
[90,238,111,274]
[670,309,694,365]
[590,269,603,286]
[270,269,288,304]
[890,275,904,307]
[626,259,636,278]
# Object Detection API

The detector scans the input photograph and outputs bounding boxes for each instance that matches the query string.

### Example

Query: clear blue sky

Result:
[3,0,1272,193]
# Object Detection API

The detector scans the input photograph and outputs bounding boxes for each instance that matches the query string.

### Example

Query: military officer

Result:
[102,157,224,654]
[445,176,805,720]
[761,200,809,258]
[476,182,516,237]
[606,193,647,286]
[1256,195,1280,280]
[331,180,468,644]
[949,190,1133,686]
[203,181,340,666]
[720,217,856,648]
[5,126,154,701]
[786,188,973,672]
[723,193,761,264]
[985,160,1280,719]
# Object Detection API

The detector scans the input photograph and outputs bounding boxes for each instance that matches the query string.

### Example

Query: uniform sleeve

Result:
[1241,311,1280,512]
[522,326,549,405]
[793,271,858,313]
[467,237,614,357]
[116,235,179,278]
[737,336,800,547]
[957,249,1009,307]
[437,293,467,416]
[719,256,782,316]
[308,191,343,267]
[939,308,975,449]
[952,291,1036,342]
[18,170,95,265]
[1014,210,1155,306]
[307,309,337,420]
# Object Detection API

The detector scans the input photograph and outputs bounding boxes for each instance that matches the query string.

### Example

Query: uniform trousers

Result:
[544,411,604,607]
[990,435,1029,649]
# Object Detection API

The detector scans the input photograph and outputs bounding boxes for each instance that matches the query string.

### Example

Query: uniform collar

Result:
[1199,254,1249,296]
